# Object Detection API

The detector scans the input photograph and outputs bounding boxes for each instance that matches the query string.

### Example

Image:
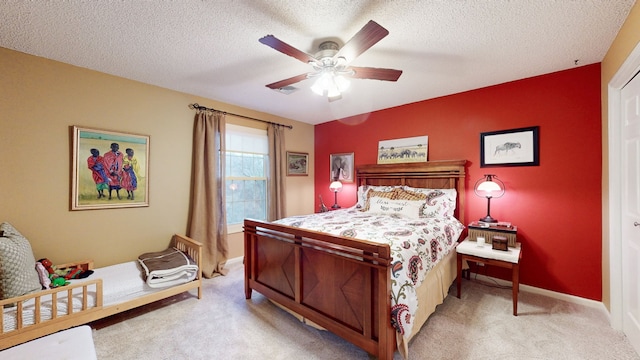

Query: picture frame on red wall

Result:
[330,152,354,182]
[480,126,539,167]
[377,135,428,165]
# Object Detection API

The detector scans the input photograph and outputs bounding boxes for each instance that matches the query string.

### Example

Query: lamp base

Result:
[331,191,340,209]
[479,215,498,223]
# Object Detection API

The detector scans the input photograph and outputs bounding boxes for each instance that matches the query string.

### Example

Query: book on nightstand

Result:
[468,221,518,248]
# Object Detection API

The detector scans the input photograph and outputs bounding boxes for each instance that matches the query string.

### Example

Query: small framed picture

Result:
[330,152,354,183]
[286,151,309,176]
[480,126,539,167]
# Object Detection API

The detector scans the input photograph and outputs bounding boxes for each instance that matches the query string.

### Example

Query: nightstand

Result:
[456,237,522,315]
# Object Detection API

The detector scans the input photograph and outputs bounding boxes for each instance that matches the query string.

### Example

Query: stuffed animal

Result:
[39,258,55,275]
[34,261,51,289]
[50,276,68,288]
[37,258,68,287]
[37,258,94,288]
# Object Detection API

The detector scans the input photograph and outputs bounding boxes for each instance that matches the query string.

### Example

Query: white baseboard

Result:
[226,256,243,267]
[231,256,611,321]
[470,273,608,316]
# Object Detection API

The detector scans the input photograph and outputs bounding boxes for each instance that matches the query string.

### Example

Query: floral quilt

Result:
[273,207,464,341]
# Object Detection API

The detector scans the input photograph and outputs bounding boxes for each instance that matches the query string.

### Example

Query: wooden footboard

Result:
[244,219,396,360]
[0,234,203,351]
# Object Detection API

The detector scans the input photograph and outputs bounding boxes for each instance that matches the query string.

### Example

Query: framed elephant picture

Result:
[330,152,354,183]
[377,136,428,164]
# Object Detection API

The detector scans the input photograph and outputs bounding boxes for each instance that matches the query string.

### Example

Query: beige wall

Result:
[600,2,640,311]
[0,47,315,268]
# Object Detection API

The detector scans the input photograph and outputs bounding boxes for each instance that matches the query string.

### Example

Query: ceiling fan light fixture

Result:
[334,75,350,91]
[260,20,401,99]
[310,71,350,98]
[310,76,327,96]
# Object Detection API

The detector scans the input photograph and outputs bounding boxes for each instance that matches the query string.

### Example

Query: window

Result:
[225,124,268,233]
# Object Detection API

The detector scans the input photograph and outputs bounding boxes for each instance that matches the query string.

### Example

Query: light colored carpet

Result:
[90,261,639,360]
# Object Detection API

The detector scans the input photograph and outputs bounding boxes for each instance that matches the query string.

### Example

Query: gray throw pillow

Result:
[0,222,43,301]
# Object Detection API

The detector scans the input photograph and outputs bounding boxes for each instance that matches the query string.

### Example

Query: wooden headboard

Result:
[356,160,467,224]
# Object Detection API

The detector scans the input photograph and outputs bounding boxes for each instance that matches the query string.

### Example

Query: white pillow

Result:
[402,186,457,218]
[367,197,424,219]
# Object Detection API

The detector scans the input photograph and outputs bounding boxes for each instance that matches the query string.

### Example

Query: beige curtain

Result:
[267,123,286,221]
[188,111,228,278]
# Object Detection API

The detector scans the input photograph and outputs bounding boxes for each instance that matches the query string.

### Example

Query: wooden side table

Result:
[456,237,522,315]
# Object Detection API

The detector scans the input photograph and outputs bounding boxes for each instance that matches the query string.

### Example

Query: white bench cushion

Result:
[0,325,96,360]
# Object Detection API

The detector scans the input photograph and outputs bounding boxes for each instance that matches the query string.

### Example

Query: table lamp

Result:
[474,174,505,223]
[329,180,343,209]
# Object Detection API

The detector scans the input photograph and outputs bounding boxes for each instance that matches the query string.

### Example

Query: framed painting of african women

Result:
[71,126,150,210]
[480,126,539,167]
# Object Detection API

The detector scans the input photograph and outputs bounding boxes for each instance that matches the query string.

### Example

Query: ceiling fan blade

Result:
[265,73,309,89]
[349,66,402,81]
[259,35,317,64]
[334,20,389,63]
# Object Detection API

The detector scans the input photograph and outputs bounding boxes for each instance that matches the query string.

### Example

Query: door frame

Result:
[608,41,640,330]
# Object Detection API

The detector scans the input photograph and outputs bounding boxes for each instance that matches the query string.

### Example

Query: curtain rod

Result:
[188,103,293,130]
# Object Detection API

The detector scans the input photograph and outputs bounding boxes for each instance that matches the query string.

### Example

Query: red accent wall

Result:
[314,64,602,300]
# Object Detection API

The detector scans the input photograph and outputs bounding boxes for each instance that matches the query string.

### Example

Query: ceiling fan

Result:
[259,20,403,102]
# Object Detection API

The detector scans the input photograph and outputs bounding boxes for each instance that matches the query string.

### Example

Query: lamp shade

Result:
[476,179,502,193]
[473,174,505,223]
[474,174,505,198]
[329,180,343,192]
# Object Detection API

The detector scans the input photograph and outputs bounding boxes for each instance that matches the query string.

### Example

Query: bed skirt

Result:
[397,249,457,356]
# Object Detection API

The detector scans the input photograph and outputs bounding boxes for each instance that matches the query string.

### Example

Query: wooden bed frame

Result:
[0,234,202,350]
[244,160,466,359]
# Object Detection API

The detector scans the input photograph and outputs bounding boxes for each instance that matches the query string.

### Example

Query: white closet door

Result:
[621,71,640,355]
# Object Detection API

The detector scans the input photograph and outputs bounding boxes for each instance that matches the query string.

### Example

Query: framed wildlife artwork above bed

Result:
[71,126,150,210]
[480,126,539,167]
[377,136,428,164]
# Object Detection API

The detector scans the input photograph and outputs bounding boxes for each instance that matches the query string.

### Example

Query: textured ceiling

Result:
[0,1,635,125]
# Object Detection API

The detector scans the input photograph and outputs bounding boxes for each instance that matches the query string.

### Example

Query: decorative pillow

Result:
[0,222,43,302]
[367,197,424,219]
[356,185,398,208]
[360,188,399,211]
[401,187,458,218]
[395,188,428,201]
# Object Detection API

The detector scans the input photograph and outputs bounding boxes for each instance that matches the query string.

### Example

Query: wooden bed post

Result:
[377,249,395,360]
[244,223,254,300]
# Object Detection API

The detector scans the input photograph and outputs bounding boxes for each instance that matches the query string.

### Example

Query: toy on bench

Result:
[35,258,94,288]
